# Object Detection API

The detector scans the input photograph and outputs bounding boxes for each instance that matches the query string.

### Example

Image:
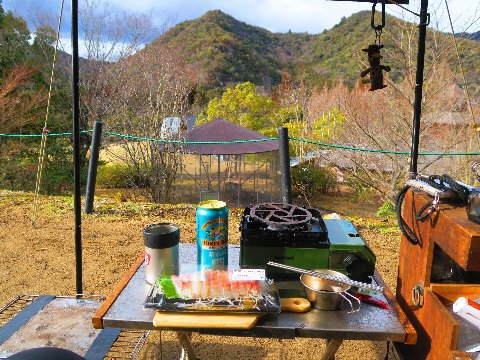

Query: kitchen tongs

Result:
[267,262,384,293]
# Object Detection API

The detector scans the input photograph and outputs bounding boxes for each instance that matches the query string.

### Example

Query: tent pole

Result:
[238,155,241,207]
[409,0,429,177]
[71,0,82,295]
[278,127,292,204]
[217,155,221,198]
[179,152,183,200]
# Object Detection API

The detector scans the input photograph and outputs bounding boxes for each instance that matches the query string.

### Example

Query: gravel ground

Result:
[0,191,401,359]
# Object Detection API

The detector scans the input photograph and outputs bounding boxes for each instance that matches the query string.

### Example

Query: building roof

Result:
[185,118,279,155]
[423,111,466,126]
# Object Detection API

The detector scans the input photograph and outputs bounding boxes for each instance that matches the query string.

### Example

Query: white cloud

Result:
[83,0,480,34]
[3,0,479,35]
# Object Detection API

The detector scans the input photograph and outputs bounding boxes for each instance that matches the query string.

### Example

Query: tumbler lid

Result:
[143,223,179,249]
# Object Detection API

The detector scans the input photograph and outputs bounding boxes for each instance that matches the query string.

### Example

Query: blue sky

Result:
[4,0,479,34]
[3,0,479,57]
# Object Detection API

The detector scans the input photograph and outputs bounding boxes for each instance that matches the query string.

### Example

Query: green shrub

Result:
[376,200,395,218]
[42,139,86,194]
[0,138,81,195]
[344,173,375,202]
[97,164,148,189]
[291,162,338,198]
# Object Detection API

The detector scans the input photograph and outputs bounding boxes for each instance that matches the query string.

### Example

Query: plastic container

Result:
[453,297,480,330]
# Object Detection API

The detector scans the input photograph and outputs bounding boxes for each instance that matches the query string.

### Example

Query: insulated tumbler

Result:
[143,223,179,284]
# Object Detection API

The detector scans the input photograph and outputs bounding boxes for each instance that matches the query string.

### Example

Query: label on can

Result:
[196,200,228,269]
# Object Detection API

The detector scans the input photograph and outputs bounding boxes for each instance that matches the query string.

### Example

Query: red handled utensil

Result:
[354,293,390,310]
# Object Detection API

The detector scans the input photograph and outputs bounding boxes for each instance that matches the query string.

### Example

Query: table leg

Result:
[321,339,343,360]
[176,331,197,360]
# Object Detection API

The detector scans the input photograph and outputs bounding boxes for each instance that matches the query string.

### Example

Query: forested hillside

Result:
[146,10,480,93]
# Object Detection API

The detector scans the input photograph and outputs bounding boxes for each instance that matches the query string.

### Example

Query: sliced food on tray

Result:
[145,268,280,313]
[160,269,261,299]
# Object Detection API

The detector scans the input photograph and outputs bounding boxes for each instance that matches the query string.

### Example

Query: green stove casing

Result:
[240,217,376,282]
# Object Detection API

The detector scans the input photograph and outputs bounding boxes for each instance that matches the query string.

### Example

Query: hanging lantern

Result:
[360,0,391,91]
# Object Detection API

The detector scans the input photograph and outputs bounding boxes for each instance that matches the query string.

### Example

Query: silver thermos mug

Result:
[143,223,179,284]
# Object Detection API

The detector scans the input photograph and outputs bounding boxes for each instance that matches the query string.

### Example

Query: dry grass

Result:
[0,190,401,359]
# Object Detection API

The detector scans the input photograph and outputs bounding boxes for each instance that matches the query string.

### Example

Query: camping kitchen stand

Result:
[93,244,415,359]
[395,190,480,359]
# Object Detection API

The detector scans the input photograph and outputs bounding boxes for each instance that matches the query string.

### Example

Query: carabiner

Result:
[432,193,440,210]
[371,0,386,32]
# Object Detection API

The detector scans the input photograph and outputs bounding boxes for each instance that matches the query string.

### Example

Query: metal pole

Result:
[409,0,429,177]
[278,127,292,204]
[179,153,183,200]
[84,121,103,214]
[217,155,221,198]
[71,0,82,294]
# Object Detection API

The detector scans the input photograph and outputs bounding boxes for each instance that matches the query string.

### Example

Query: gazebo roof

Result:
[185,118,279,155]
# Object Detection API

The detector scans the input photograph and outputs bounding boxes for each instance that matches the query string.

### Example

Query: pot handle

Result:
[340,291,361,313]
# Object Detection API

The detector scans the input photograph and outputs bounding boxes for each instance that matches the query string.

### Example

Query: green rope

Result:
[0,130,92,137]
[102,130,277,144]
[289,137,480,156]
[2,130,480,156]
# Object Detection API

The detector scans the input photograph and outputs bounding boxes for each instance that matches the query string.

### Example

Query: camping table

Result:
[93,244,415,360]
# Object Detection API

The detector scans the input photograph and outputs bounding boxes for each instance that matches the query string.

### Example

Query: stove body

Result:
[239,203,376,282]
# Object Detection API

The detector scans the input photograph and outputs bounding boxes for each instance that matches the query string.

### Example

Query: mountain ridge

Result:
[142,9,480,95]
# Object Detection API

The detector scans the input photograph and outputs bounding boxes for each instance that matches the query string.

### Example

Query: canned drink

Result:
[196,200,228,269]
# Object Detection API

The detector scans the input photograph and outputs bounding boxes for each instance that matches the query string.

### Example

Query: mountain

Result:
[462,31,480,41]
[145,10,480,95]
[147,10,313,93]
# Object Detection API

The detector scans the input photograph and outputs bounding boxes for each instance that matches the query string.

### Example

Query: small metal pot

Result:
[300,269,359,311]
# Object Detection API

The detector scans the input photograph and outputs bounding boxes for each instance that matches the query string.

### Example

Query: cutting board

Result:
[152,298,310,330]
[153,312,261,329]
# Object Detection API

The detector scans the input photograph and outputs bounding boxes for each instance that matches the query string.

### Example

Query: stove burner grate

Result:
[249,203,312,227]
[241,203,329,247]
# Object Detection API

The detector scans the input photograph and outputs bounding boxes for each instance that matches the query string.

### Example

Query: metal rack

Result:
[0,295,151,360]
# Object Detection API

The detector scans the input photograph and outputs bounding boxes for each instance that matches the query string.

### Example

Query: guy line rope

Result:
[32,0,65,225]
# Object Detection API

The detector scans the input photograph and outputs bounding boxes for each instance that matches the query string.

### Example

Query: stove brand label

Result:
[274,255,294,261]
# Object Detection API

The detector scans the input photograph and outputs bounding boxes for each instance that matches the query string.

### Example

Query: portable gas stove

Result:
[239,203,376,282]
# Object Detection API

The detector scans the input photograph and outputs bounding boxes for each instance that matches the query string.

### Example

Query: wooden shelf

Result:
[402,190,480,271]
[396,189,480,360]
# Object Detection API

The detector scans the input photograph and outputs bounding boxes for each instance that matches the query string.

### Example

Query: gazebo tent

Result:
[185,118,278,155]
[182,118,279,205]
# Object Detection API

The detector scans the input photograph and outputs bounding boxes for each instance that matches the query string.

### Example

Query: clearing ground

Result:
[0,190,400,359]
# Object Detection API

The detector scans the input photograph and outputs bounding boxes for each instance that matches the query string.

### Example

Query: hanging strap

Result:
[396,184,420,245]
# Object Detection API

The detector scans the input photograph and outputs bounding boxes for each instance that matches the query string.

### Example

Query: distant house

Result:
[160,116,196,139]
[423,111,466,127]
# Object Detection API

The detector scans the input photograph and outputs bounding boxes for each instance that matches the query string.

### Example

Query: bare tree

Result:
[273,71,312,158]
[77,0,159,164]
[305,15,477,201]
[107,46,196,203]
[79,0,157,119]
